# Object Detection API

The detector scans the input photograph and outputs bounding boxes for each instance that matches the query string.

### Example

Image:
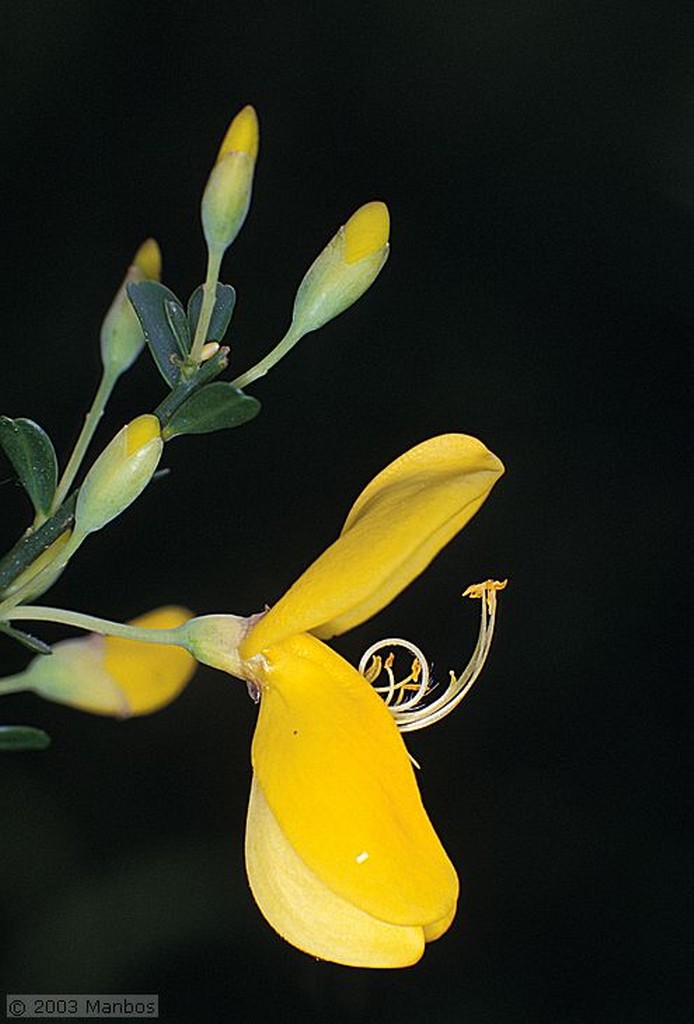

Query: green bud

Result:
[291,201,390,336]
[74,414,163,536]
[201,106,259,255]
[100,239,162,377]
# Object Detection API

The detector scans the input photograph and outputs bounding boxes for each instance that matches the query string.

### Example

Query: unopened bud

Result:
[100,239,162,377]
[291,201,390,336]
[18,607,195,717]
[75,414,163,535]
[201,105,259,255]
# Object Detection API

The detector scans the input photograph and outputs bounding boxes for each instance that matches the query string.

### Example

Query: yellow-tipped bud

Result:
[100,239,162,377]
[290,201,390,337]
[201,106,259,255]
[17,607,196,717]
[75,414,163,536]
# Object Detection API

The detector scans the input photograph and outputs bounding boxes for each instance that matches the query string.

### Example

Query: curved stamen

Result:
[359,579,506,733]
[358,637,429,710]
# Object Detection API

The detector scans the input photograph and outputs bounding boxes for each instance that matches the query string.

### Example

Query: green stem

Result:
[4,605,187,647]
[154,346,229,428]
[189,246,223,363]
[0,674,29,696]
[51,367,118,513]
[230,324,302,391]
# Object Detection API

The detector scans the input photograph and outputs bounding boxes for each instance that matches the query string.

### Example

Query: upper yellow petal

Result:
[243,434,503,656]
[249,631,458,927]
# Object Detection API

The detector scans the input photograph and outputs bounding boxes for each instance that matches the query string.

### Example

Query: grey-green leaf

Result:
[187,283,236,342]
[164,296,191,354]
[162,382,260,439]
[0,416,58,516]
[0,725,51,751]
[127,281,187,386]
[0,621,53,655]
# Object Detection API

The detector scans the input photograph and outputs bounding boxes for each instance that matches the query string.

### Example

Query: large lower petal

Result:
[246,776,427,967]
[249,631,459,928]
[243,434,503,656]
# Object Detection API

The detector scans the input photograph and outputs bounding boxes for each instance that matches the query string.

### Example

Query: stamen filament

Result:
[359,580,506,733]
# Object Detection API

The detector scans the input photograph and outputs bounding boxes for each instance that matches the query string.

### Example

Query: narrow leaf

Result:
[0,416,58,516]
[127,281,187,386]
[164,296,191,353]
[162,382,260,439]
[0,726,51,751]
[187,283,236,342]
[0,621,52,655]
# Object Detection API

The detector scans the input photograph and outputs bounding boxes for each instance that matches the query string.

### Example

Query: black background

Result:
[1,2,690,1022]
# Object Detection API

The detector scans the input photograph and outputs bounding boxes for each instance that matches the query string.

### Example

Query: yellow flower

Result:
[13,607,195,717]
[186,433,504,967]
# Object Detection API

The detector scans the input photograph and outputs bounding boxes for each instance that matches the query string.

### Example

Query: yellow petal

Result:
[343,201,390,264]
[246,776,426,967]
[132,237,161,281]
[216,105,259,162]
[243,434,503,656]
[102,606,196,715]
[249,631,458,928]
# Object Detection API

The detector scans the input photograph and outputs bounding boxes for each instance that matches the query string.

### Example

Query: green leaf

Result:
[0,416,58,516]
[187,283,236,342]
[127,281,188,386]
[0,621,52,655]
[162,382,260,439]
[0,725,51,751]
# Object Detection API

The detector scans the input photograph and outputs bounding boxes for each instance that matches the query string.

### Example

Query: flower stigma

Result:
[359,579,507,733]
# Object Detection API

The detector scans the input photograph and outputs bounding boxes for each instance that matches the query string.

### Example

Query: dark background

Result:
[1,2,690,1021]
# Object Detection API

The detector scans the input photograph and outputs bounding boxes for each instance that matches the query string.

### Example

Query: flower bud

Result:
[75,414,163,536]
[201,105,259,255]
[17,607,195,717]
[290,201,390,336]
[100,238,162,377]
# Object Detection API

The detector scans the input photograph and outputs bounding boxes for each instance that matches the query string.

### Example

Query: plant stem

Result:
[154,346,229,427]
[230,325,301,390]
[189,246,223,363]
[4,605,187,647]
[51,367,118,513]
[0,674,30,696]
